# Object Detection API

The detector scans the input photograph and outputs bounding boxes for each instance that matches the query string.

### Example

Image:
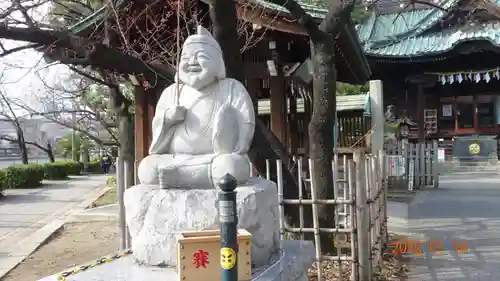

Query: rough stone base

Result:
[37,241,315,281]
[123,177,279,267]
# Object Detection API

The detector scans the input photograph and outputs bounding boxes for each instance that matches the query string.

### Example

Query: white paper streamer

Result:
[485,72,491,83]
[434,68,500,85]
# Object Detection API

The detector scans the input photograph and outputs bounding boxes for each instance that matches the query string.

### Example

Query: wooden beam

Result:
[236,4,307,35]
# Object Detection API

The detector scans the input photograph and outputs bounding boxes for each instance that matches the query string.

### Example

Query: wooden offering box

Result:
[176,229,252,281]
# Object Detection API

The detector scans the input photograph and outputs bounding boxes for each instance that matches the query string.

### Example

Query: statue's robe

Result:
[138,78,255,187]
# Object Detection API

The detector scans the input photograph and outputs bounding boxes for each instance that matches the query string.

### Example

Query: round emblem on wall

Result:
[220,247,236,270]
[469,143,480,155]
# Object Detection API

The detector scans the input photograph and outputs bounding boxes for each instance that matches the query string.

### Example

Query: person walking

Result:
[101,155,111,174]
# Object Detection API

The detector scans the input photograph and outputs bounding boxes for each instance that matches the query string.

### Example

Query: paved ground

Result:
[404,172,500,281]
[0,174,109,276]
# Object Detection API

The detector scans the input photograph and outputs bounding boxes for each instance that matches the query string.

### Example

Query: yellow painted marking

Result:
[220,247,236,270]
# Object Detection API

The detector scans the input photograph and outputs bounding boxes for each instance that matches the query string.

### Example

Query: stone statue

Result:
[124,26,279,268]
[137,25,255,189]
[385,104,396,122]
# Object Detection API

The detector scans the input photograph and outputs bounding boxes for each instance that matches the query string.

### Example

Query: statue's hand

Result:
[165,106,186,124]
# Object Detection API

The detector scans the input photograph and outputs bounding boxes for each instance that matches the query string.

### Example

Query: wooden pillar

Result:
[245,76,259,113]
[369,80,384,153]
[269,39,287,144]
[417,84,425,142]
[288,84,298,156]
[134,86,149,162]
[134,86,158,162]
[303,94,311,156]
[148,89,159,145]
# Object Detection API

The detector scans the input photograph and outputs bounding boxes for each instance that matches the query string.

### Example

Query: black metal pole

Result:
[218,173,238,281]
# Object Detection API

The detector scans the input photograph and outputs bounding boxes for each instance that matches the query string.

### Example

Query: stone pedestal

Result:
[124,177,279,267]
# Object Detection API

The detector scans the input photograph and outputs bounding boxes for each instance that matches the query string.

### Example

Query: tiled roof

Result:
[353,0,498,57]
[69,0,125,34]
[358,0,460,43]
[364,22,500,57]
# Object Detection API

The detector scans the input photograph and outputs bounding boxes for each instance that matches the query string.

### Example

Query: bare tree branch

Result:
[0,43,40,58]
[0,135,50,153]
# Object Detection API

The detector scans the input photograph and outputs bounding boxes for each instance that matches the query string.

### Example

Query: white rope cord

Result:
[175,0,182,106]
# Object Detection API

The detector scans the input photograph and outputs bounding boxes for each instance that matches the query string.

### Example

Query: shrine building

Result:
[358,0,500,159]
[67,0,372,162]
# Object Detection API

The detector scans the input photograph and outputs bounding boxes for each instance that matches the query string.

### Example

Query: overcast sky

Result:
[0,1,70,114]
[0,44,71,114]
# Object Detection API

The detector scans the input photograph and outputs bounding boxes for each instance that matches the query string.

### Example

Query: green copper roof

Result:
[69,0,125,33]
[364,22,500,57]
[357,0,460,44]
[356,0,500,57]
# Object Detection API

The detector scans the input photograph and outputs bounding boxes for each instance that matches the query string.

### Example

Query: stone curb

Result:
[78,185,114,210]
[68,204,118,223]
[388,190,419,204]
[0,181,110,279]
[0,219,66,279]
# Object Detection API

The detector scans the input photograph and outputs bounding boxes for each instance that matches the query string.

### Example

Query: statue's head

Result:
[176,26,226,90]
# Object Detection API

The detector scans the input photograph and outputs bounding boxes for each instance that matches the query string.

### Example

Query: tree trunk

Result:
[118,112,135,186]
[101,17,135,184]
[209,0,303,228]
[308,32,336,253]
[47,143,55,163]
[16,130,29,164]
[208,0,243,83]
[81,139,89,172]
[107,83,135,186]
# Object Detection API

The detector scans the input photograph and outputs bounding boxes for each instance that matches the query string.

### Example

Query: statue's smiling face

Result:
[178,46,218,90]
